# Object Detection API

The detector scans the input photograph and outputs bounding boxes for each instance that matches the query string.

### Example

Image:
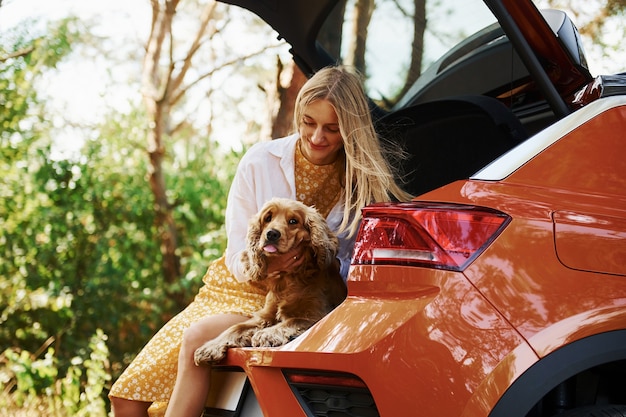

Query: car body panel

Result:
[220,267,534,416]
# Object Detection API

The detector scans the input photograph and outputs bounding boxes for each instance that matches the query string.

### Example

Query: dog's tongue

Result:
[263,244,278,253]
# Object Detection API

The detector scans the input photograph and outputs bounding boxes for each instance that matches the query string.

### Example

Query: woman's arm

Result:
[224,152,260,282]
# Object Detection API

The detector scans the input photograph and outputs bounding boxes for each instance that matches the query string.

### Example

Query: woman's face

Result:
[299,99,344,165]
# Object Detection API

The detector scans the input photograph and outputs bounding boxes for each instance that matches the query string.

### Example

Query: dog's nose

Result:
[266,229,281,242]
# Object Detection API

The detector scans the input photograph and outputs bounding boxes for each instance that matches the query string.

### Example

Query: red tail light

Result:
[352,203,510,271]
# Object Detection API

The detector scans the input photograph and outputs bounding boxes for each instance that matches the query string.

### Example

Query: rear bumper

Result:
[211,265,533,417]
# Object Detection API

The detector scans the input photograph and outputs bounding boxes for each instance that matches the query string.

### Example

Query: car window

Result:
[318,0,497,110]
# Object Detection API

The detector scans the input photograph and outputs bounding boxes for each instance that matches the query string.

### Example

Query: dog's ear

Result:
[305,206,339,269]
[241,210,266,281]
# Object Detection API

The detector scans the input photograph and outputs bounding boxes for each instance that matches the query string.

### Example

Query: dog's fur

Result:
[194,198,347,365]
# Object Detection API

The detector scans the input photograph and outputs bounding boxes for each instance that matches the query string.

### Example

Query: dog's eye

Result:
[264,213,272,223]
[288,218,298,225]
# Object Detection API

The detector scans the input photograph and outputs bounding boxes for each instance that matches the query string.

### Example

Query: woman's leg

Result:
[110,397,151,417]
[164,313,249,417]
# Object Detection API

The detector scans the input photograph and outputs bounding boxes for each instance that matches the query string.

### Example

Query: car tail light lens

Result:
[352,202,510,271]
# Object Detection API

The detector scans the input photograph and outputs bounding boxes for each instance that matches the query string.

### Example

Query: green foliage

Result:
[1,17,78,147]
[0,100,242,382]
[1,15,243,412]
[1,330,110,416]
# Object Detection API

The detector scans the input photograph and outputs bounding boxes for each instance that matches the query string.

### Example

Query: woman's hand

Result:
[266,246,305,275]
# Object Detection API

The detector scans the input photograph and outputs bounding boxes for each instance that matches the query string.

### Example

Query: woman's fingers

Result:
[267,246,304,274]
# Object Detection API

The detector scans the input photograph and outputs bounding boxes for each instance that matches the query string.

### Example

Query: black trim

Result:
[489,330,626,417]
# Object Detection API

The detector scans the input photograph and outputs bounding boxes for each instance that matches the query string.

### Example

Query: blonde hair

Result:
[293,65,413,236]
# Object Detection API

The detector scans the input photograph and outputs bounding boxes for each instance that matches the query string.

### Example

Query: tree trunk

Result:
[146,108,182,302]
[346,0,375,75]
[141,0,185,309]
[261,58,307,140]
[273,60,307,139]
[405,0,426,95]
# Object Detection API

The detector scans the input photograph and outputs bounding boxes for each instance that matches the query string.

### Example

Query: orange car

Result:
[206,0,626,416]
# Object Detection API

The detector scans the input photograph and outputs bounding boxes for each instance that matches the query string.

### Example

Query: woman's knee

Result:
[181,321,212,352]
[181,314,247,351]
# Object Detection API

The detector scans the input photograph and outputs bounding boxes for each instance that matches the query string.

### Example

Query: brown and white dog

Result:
[194,198,347,365]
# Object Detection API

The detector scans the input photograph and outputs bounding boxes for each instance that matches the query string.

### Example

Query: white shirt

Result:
[224,133,355,282]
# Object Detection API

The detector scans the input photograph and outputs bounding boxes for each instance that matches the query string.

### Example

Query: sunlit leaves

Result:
[1,15,240,410]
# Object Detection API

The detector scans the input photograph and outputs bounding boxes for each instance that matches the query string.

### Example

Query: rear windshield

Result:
[318,0,497,110]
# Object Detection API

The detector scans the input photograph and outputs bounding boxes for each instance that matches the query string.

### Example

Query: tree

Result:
[340,0,427,106]
[0,12,244,410]
[260,58,307,140]
[1,20,79,350]
[345,0,375,74]
[140,0,286,308]
[404,0,426,97]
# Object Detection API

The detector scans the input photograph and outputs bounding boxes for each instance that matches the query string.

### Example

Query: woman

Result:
[109,65,412,417]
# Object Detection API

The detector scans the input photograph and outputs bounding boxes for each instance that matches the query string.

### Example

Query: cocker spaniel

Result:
[194,197,347,365]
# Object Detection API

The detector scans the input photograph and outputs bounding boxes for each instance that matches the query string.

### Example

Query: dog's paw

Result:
[251,328,293,347]
[194,341,228,366]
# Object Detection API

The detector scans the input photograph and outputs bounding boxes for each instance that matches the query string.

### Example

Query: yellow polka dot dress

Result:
[109,139,342,416]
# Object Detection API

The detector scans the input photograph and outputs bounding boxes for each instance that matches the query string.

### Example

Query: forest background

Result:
[1,0,624,415]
